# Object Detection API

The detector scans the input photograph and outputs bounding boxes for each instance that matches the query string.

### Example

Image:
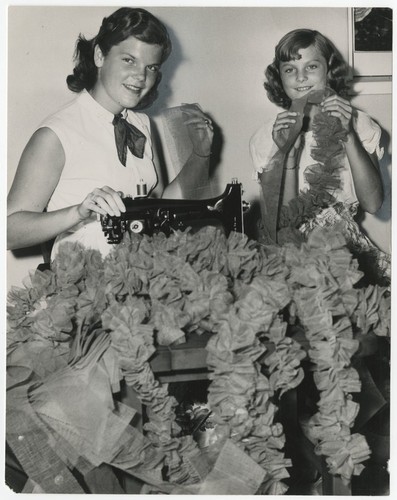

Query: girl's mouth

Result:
[295,86,312,92]
[123,83,144,94]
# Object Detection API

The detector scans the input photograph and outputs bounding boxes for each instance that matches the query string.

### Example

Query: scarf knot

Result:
[112,113,146,166]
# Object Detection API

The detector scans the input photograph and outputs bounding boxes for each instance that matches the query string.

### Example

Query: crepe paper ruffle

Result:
[51,242,95,287]
[7,224,391,492]
[304,417,345,444]
[338,398,361,427]
[315,433,371,482]
[301,205,390,286]
[354,286,391,337]
[263,96,347,246]
[205,300,291,490]
[313,366,361,393]
[309,338,359,371]
[263,336,306,395]
[284,222,385,482]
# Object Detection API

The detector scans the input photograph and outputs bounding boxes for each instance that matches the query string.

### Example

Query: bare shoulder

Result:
[8,127,66,213]
[24,127,65,160]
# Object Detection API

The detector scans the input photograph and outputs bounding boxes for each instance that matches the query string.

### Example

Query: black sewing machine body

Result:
[101,180,247,244]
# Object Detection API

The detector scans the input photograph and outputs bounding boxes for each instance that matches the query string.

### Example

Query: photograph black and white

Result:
[5,3,392,497]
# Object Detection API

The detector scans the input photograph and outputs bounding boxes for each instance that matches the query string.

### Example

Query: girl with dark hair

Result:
[7,7,213,257]
[250,28,383,230]
[66,7,172,108]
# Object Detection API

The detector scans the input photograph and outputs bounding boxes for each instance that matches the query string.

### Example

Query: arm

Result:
[321,96,383,214]
[344,131,383,213]
[8,127,74,249]
[7,127,125,250]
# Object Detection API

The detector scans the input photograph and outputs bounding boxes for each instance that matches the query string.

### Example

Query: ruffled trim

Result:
[7,225,390,491]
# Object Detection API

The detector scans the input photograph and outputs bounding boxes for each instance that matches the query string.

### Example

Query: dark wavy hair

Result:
[264,29,350,109]
[66,7,172,109]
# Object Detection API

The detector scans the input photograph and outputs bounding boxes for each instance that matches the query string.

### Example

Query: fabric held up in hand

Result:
[258,88,335,244]
[159,103,213,199]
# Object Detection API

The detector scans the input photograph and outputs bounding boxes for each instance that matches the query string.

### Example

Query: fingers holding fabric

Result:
[272,111,302,152]
[273,111,300,132]
[181,105,214,158]
[181,104,214,130]
[321,95,353,131]
[183,116,214,131]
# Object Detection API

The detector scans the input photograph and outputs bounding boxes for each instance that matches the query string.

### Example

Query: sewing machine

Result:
[100,179,248,244]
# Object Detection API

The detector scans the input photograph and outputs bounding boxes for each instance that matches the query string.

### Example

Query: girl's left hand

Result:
[182,105,214,158]
[321,95,353,133]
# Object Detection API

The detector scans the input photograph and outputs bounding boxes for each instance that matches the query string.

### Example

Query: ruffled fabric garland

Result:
[255,94,390,484]
[278,104,347,242]
[285,230,388,483]
[310,116,387,285]
[258,89,390,285]
[7,224,390,493]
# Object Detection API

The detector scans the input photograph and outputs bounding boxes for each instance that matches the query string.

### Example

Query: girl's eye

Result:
[307,64,318,70]
[148,65,159,73]
[283,67,294,74]
[123,57,136,65]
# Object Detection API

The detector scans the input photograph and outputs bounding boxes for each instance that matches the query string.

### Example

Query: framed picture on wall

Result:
[348,7,392,80]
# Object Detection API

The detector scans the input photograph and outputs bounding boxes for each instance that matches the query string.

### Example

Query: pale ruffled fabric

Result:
[250,107,384,179]
[7,226,390,492]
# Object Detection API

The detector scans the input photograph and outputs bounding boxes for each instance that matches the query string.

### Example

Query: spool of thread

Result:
[136,180,148,198]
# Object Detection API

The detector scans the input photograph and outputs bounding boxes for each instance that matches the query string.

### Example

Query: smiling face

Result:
[91,35,164,114]
[279,45,328,101]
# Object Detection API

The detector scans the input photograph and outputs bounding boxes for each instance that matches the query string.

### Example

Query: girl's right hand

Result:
[182,105,214,158]
[77,186,126,220]
[272,111,300,151]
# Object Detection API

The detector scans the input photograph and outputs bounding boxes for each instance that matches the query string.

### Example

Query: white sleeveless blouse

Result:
[39,90,157,257]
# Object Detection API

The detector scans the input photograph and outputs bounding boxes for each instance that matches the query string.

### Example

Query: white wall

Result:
[7,6,392,289]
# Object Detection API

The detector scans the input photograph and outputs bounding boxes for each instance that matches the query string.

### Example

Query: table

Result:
[150,331,212,383]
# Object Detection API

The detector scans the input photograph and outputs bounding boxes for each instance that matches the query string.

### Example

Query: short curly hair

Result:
[264,29,350,109]
[66,7,172,110]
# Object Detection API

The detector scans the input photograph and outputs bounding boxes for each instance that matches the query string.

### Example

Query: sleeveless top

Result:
[39,90,158,257]
[250,108,383,205]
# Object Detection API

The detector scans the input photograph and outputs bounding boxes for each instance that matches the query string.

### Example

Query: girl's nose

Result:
[296,70,308,82]
[132,65,146,82]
